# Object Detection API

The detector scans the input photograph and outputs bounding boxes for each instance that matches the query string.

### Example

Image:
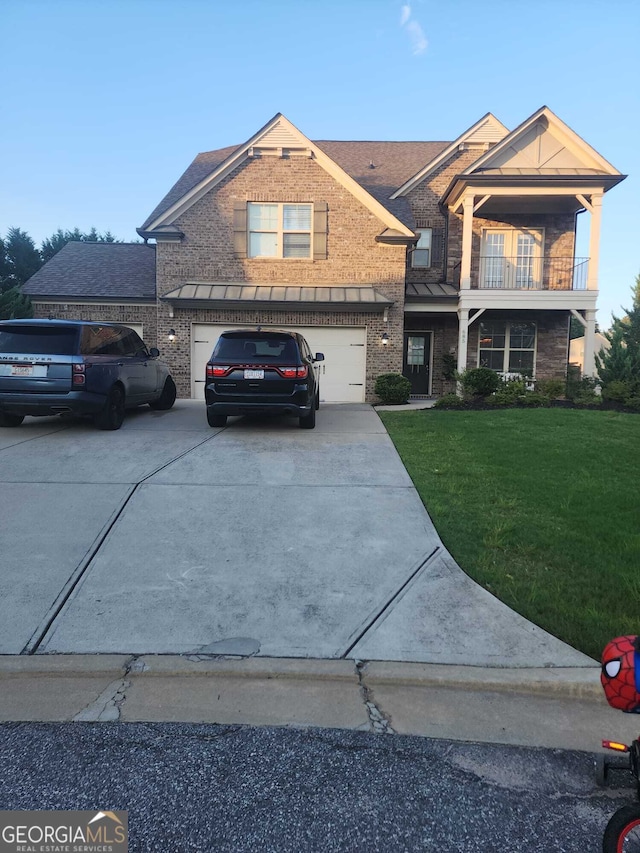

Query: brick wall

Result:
[32,303,158,346]
[405,148,481,287]
[155,155,408,400]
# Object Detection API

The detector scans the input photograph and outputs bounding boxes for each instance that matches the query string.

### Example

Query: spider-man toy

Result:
[601,635,640,713]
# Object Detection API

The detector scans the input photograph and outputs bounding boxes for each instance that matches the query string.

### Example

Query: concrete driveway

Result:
[0,402,593,666]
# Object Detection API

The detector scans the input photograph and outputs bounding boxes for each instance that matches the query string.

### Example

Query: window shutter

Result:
[313,201,328,260]
[233,202,247,259]
[431,227,444,267]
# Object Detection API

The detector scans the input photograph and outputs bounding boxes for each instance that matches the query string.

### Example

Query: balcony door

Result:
[481,229,543,289]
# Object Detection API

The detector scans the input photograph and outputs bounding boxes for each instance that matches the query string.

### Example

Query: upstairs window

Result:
[411,228,432,267]
[248,203,312,258]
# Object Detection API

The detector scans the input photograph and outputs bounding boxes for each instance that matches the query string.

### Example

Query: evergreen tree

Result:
[0,286,33,320]
[0,227,42,288]
[40,227,121,262]
[596,273,640,385]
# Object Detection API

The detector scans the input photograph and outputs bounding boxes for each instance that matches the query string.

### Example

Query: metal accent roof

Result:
[162,283,393,311]
[405,282,459,298]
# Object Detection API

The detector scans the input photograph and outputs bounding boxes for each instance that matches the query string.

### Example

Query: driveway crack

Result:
[355,659,395,734]
[72,655,139,722]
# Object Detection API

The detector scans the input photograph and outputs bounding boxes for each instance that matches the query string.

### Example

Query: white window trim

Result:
[480,227,545,289]
[477,320,537,376]
[247,202,312,259]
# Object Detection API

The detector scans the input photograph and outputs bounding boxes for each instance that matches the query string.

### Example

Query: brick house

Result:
[24,106,624,402]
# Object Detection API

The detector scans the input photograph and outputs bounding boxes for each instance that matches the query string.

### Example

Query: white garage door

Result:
[192,324,367,403]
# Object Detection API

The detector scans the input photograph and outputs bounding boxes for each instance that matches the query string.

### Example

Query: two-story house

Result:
[24,106,624,402]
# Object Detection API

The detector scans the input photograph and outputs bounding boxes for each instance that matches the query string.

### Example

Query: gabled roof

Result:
[23,242,156,301]
[139,114,437,236]
[439,106,625,210]
[461,106,623,178]
[390,113,509,199]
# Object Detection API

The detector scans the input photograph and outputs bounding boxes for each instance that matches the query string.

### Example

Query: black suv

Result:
[205,329,324,429]
[0,319,176,430]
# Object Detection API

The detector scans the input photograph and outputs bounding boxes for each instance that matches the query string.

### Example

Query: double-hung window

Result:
[248,203,312,258]
[411,228,432,268]
[479,321,536,374]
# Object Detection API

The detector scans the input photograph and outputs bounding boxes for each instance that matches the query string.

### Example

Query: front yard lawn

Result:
[378,408,640,661]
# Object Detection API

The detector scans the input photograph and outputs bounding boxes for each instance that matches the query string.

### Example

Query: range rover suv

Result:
[0,319,176,430]
[205,329,324,429]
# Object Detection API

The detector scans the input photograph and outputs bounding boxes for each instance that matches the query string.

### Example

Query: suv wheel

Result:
[207,408,227,428]
[0,412,25,428]
[95,387,125,430]
[149,377,177,410]
[299,406,316,429]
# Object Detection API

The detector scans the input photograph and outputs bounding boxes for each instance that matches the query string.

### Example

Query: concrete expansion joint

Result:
[355,659,395,735]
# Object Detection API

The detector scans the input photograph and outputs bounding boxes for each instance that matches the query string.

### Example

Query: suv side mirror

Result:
[149,347,160,358]
[314,353,325,362]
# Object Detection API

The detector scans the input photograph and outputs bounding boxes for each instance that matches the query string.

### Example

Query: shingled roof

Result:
[139,140,450,231]
[23,242,156,300]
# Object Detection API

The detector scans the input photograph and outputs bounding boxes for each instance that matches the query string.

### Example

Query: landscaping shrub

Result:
[535,378,564,400]
[434,393,468,409]
[441,352,457,381]
[374,373,411,405]
[459,367,501,397]
[572,390,602,407]
[516,392,551,408]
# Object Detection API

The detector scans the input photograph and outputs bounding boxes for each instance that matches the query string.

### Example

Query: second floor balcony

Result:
[469,256,589,291]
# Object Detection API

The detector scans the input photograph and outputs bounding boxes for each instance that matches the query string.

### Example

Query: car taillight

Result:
[277,366,308,379]
[207,364,230,378]
[72,363,85,386]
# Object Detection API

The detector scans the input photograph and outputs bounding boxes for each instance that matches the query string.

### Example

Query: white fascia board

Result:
[390,113,510,200]
[462,106,621,177]
[148,114,413,237]
[458,289,598,311]
[447,182,609,212]
[404,303,458,314]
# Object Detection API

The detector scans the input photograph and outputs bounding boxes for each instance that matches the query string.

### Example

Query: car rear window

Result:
[213,336,298,362]
[0,325,79,355]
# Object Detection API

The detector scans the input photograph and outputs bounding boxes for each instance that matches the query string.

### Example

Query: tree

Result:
[0,286,33,320]
[0,227,42,289]
[596,273,640,385]
[40,227,121,263]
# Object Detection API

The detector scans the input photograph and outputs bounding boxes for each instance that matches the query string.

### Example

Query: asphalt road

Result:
[0,723,634,852]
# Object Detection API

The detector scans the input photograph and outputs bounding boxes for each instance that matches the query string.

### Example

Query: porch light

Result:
[168,329,176,342]
[381,332,389,346]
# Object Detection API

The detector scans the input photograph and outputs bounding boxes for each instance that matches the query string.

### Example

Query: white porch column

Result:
[586,193,603,291]
[460,194,474,289]
[457,308,469,376]
[582,309,597,378]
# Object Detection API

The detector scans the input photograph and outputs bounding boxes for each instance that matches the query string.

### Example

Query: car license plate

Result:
[244,369,264,379]
[4,364,48,377]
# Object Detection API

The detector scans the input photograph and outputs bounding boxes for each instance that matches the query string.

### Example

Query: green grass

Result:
[378,408,640,660]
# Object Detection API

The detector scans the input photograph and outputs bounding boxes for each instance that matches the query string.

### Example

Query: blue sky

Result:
[2,0,638,325]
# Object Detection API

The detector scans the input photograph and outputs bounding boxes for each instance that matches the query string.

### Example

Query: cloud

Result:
[399,4,428,56]
[406,19,428,54]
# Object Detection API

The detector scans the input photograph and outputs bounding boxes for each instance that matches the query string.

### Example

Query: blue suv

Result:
[0,319,176,430]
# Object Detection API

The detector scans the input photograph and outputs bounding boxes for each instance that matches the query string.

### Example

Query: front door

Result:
[403,333,431,395]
